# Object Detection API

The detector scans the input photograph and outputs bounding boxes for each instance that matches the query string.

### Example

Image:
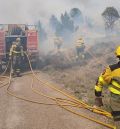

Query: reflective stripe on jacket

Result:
[75,39,84,48]
[9,44,24,57]
[95,62,120,96]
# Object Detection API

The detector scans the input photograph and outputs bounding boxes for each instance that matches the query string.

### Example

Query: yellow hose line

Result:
[7,61,78,107]
[26,53,112,117]
[1,52,116,129]
[56,99,116,129]
[36,75,112,117]
[32,77,116,129]
[25,52,116,129]
[6,69,56,106]
[31,78,82,107]
[0,61,10,88]
[7,70,80,107]
[0,49,117,128]
[32,76,116,129]
[30,70,116,129]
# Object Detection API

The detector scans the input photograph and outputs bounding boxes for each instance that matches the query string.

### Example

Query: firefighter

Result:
[9,38,24,77]
[94,46,120,122]
[75,37,85,59]
[54,36,63,52]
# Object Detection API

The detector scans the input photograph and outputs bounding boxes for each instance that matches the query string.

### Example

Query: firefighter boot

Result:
[16,69,21,77]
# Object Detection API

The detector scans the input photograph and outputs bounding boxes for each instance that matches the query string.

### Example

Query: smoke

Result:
[0,0,120,53]
[0,0,120,24]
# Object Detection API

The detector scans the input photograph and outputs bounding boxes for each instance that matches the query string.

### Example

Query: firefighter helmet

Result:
[16,37,20,41]
[115,46,120,57]
[78,37,84,44]
[79,37,83,40]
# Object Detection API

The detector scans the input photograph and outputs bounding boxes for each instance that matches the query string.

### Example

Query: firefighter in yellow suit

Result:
[54,36,63,52]
[9,38,24,76]
[75,37,85,59]
[95,46,120,124]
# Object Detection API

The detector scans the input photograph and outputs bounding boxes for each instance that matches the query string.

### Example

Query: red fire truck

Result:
[0,24,39,71]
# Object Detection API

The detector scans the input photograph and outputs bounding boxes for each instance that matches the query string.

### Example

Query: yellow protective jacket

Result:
[95,62,120,97]
[75,39,84,48]
[9,44,24,57]
[54,38,63,46]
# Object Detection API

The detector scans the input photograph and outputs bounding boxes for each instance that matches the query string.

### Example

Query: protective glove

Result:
[94,97,103,107]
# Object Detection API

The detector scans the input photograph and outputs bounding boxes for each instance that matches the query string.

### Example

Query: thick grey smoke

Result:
[0,0,120,53]
[0,0,120,24]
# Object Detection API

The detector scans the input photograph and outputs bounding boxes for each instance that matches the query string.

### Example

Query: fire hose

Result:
[0,61,10,88]
[25,52,116,129]
[0,52,117,129]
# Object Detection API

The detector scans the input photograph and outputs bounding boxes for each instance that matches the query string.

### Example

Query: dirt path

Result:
[0,73,111,129]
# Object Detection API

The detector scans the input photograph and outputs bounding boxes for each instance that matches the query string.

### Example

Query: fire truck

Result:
[0,24,39,71]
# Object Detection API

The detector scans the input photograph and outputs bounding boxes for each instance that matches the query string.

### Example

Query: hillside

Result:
[41,39,119,107]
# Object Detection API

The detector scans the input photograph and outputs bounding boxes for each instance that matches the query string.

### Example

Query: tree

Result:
[61,12,74,32]
[102,7,120,33]
[49,15,61,32]
[49,15,63,36]
[37,20,47,43]
[70,8,83,25]
[55,23,63,37]
[70,8,82,17]
[60,12,75,41]
[49,11,75,41]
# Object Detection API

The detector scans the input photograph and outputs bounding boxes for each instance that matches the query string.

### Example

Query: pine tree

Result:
[49,15,61,32]
[37,20,47,42]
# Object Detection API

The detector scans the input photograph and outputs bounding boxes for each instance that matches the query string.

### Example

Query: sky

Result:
[0,0,120,25]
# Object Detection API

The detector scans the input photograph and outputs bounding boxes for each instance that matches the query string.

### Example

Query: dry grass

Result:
[42,41,119,104]
[41,41,120,128]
